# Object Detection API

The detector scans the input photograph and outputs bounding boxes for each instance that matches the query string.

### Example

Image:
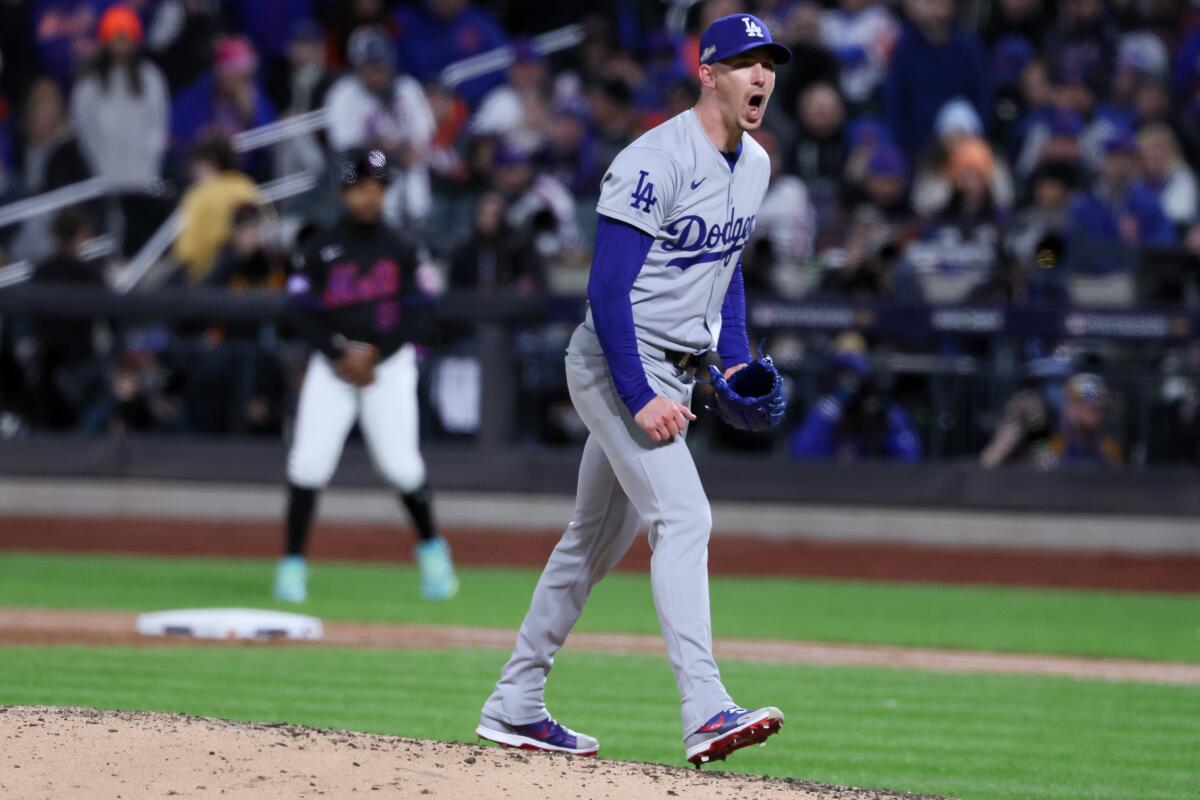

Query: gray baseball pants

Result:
[481,327,733,737]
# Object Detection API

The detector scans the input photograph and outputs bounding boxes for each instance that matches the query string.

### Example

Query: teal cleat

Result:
[273,555,308,603]
[416,537,459,600]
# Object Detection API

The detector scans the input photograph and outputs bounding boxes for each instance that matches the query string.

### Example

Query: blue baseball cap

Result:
[699,14,791,66]
[347,25,395,70]
[867,143,908,179]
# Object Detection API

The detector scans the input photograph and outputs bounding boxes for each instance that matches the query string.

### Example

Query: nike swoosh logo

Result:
[690,178,706,190]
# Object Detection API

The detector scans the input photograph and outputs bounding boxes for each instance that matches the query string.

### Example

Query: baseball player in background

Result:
[274,148,458,603]
[477,14,789,767]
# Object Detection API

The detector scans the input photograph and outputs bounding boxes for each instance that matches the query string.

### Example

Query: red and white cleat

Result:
[684,706,784,768]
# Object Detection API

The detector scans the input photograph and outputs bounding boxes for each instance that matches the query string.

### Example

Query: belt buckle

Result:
[676,351,693,369]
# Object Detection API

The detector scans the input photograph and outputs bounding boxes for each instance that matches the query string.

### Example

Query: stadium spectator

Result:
[201,202,286,290]
[1067,130,1176,273]
[470,38,551,154]
[979,386,1054,467]
[70,4,169,189]
[857,142,915,227]
[1131,77,1186,150]
[0,0,35,109]
[660,77,700,124]
[268,19,334,203]
[818,206,906,300]
[988,35,1036,145]
[28,205,108,430]
[676,0,739,78]
[0,106,13,210]
[788,82,847,191]
[535,97,603,197]
[145,0,220,93]
[14,76,89,195]
[587,77,642,174]
[424,81,471,185]
[791,340,922,462]
[1006,160,1079,266]
[172,134,260,284]
[170,34,276,176]
[1136,123,1198,228]
[770,1,840,121]
[905,137,1006,299]
[393,0,510,108]
[633,31,690,120]
[841,116,892,195]
[448,190,546,295]
[223,0,316,86]
[819,0,899,113]
[317,0,395,70]
[1017,108,1086,180]
[8,76,91,265]
[268,18,334,118]
[821,143,921,302]
[970,230,1070,308]
[324,24,436,225]
[489,143,581,260]
[1174,27,1200,113]
[1047,372,1123,469]
[981,0,1053,46]
[81,327,183,435]
[30,0,103,92]
[883,0,988,159]
[1043,0,1118,104]
[913,98,1015,216]
[1151,348,1200,465]
[750,128,817,268]
[1087,35,1165,151]
[188,202,288,435]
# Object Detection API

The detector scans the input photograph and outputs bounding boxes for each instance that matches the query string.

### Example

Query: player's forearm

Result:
[376,299,438,356]
[588,216,657,416]
[717,262,752,368]
[288,303,345,360]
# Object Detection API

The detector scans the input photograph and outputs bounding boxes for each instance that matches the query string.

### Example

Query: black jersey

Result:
[287,215,435,360]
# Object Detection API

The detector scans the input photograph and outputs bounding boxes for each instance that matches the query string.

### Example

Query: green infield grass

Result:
[2,552,1199,662]
[1,644,1197,800]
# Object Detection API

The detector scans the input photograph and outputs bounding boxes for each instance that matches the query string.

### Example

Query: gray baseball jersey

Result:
[580,108,771,356]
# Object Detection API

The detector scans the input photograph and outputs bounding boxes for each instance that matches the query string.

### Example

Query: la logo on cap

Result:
[742,16,764,38]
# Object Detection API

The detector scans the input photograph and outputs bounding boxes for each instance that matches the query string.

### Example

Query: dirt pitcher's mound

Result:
[0,706,946,800]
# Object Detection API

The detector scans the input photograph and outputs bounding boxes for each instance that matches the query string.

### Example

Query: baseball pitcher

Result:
[476,14,789,767]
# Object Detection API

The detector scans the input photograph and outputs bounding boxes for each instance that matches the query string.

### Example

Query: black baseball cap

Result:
[340,148,391,187]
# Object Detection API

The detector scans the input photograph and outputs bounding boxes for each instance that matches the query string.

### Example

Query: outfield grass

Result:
[1,644,1197,800]
[2,552,1199,662]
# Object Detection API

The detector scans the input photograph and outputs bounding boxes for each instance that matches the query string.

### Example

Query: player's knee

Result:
[379,457,426,494]
[647,502,711,549]
[287,451,336,489]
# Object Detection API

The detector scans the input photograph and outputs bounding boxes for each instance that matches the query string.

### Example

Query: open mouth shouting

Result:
[743,92,767,124]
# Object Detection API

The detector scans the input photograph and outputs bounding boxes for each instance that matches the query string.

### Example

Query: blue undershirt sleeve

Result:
[717,261,752,368]
[588,214,658,417]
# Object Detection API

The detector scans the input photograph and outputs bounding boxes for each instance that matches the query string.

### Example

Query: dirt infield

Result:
[3,608,1198,685]
[3,514,1200,592]
[0,706,944,800]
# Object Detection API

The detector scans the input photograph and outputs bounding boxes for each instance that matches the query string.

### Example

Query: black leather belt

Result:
[663,349,709,370]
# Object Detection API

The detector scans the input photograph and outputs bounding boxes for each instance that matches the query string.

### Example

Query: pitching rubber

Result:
[475,725,600,757]
[686,707,784,768]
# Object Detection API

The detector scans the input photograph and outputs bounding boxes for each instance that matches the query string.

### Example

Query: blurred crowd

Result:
[0,0,1199,467]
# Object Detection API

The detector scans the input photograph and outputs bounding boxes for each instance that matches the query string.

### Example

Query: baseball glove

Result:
[706,356,787,432]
